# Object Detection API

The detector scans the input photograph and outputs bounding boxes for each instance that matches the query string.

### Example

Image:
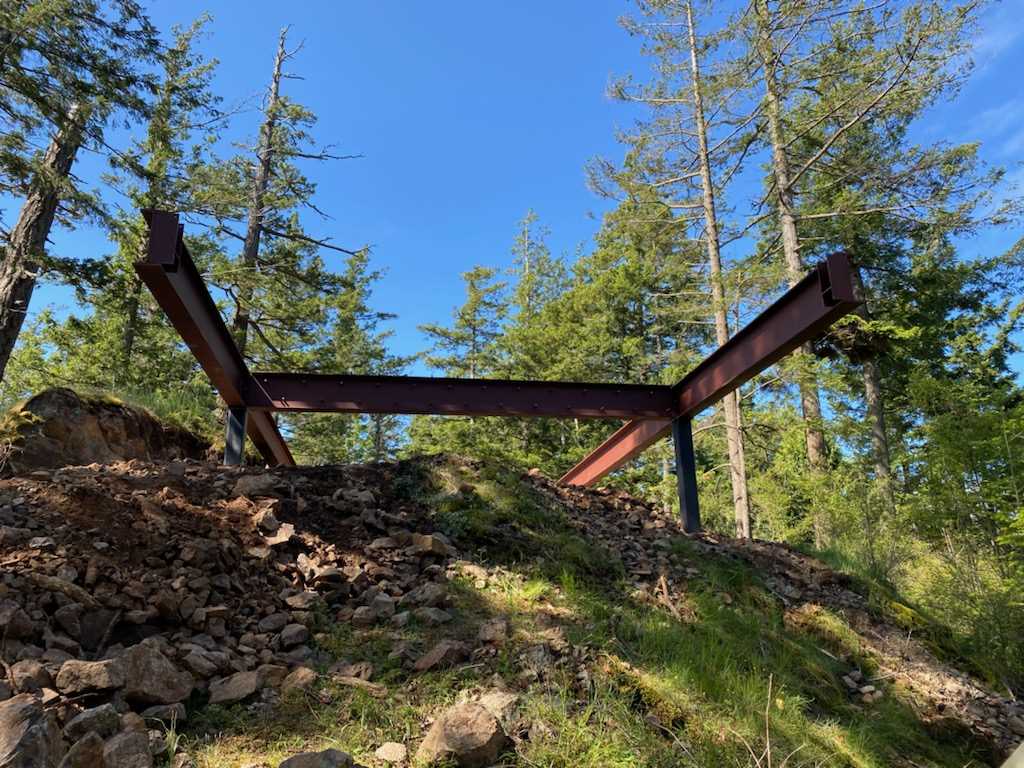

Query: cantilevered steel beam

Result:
[559,253,859,486]
[136,210,294,467]
[248,372,675,419]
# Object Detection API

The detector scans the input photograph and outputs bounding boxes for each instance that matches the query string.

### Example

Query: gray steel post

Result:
[672,416,701,533]
[224,406,248,466]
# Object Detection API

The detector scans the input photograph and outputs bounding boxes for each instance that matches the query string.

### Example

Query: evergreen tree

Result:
[421,266,507,379]
[0,0,159,382]
[613,0,758,536]
[4,18,224,401]
[289,250,412,464]
[191,27,363,369]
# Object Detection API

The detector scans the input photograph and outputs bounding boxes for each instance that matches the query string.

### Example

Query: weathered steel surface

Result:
[136,210,295,466]
[557,418,672,486]
[249,372,674,419]
[560,253,859,486]
[138,210,857,487]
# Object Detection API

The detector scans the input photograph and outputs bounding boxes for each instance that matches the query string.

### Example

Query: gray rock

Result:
[0,694,65,768]
[232,473,278,497]
[120,642,193,704]
[258,612,289,633]
[0,600,34,639]
[64,703,120,741]
[285,592,319,610]
[1009,714,1024,736]
[182,650,218,678]
[477,690,520,729]
[55,659,125,695]
[140,703,187,725]
[208,670,260,705]
[103,731,153,768]
[253,506,280,532]
[278,748,354,768]
[477,618,508,646]
[59,732,105,768]
[279,623,309,649]
[400,582,446,608]
[281,666,318,695]
[415,702,510,767]
[10,659,53,693]
[413,640,469,673]
[53,604,83,640]
[413,607,452,626]
[410,533,452,557]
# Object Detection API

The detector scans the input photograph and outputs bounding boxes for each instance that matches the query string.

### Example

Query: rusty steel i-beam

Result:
[137,210,860,534]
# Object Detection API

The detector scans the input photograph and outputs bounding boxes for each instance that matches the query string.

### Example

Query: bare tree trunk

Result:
[757,4,827,475]
[685,0,751,538]
[121,277,142,380]
[0,105,85,382]
[755,0,829,546]
[850,268,894,511]
[231,28,288,359]
[862,356,893,505]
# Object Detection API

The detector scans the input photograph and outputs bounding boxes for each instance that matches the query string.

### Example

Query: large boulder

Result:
[3,388,208,472]
[102,731,152,768]
[415,702,510,767]
[208,670,260,705]
[120,642,193,704]
[55,659,124,696]
[59,733,104,768]
[0,694,65,768]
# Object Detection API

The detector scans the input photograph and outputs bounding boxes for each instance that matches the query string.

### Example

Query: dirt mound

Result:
[0,454,1020,765]
[1,388,209,473]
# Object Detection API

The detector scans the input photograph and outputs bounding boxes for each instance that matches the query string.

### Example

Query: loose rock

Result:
[415,701,510,768]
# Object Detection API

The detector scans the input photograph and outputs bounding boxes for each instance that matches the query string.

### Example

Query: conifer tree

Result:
[610,0,756,534]
[192,27,363,369]
[0,0,159,382]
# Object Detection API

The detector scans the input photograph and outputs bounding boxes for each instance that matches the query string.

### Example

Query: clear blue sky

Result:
[31,0,1024,374]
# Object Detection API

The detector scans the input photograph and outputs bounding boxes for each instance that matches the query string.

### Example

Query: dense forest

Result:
[2,0,1023,693]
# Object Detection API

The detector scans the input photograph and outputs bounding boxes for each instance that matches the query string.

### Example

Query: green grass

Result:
[178,457,994,767]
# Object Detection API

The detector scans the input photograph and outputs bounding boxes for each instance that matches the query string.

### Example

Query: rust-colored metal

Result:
[138,210,859,488]
[556,418,673,487]
[136,210,295,466]
[559,253,858,486]
[249,372,674,419]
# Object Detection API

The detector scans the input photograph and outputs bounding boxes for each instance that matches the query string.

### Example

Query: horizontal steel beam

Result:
[561,253,859,486]
[136,210,295,467]
[248,372,675,419]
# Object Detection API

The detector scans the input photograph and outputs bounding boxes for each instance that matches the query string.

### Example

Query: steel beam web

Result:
[136,210,294,466]
[560,252,859,486]
[248,372,674,419]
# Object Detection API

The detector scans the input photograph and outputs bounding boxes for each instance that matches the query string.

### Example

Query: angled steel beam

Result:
[248,372,675,419]
[557,418,673,487]
[136,210,294,467]
[559,253,859,487]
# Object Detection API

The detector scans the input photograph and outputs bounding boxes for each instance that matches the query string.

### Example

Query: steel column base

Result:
[672,416,700,533]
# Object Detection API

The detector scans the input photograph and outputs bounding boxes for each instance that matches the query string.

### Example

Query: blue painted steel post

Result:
[225,406,248,466]
[672,416,701,533]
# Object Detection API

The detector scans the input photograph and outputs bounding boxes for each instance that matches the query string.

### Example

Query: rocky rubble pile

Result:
[0,458,502,767]
[1,452,1022,765]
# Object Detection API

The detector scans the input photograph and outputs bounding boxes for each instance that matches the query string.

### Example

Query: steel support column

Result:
[672,416,700,533]
[225,406,247,466]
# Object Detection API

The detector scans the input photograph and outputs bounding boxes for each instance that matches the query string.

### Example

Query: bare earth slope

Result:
[1,454,1021,767]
